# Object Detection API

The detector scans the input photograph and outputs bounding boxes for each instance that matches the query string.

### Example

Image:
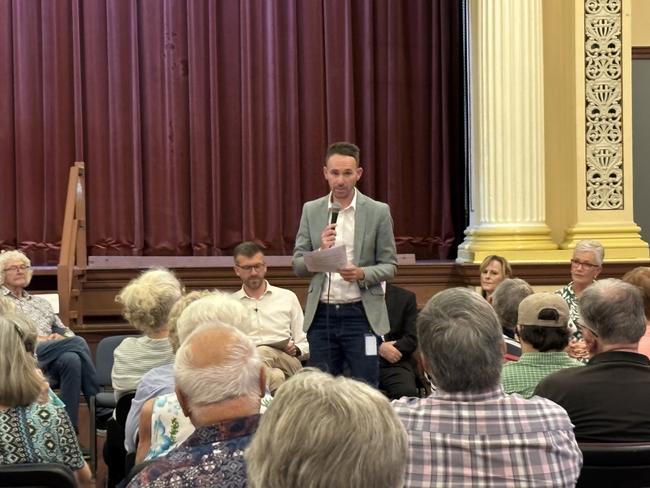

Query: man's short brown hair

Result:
[325,142,360,166]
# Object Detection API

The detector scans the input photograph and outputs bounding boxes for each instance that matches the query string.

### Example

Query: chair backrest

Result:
[577,442,650,488]
[0,463,76,487]
[95,335,131,387]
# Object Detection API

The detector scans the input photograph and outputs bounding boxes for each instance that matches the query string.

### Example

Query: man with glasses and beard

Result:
[232,242,308,394]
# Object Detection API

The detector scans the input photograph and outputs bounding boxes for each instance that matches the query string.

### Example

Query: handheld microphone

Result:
[330,203,341,225]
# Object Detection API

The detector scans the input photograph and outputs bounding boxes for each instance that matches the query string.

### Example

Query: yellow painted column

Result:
[457,0,559,263]
[544,0,648,260]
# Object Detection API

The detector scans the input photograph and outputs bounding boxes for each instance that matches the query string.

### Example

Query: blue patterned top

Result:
[128,414,260,488]
[0,401,84,470]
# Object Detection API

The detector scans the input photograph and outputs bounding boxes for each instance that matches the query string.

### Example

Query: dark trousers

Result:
[307,301,379,387]
[379,357,419,399]
[36,336,100,428]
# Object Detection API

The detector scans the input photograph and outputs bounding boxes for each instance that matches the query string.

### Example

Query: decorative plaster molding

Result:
[584,0,623,210]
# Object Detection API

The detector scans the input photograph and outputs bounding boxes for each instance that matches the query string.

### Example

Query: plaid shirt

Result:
[392,386,582,487]
[502,352,583,398]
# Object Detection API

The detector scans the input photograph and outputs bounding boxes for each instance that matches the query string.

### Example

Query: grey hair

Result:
[579,278,645,344]
[245,368,408,488]
[174,323,262,408]
[0,250,33,288]
[0,314,43,406]
[176,292,250,344]
[573,240,604,266]
[418,287,503,392]
[491,278,534,332]
[116,267,183,334]
[167,290,214,353]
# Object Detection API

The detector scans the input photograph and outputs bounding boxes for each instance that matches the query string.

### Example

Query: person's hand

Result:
[566,338,590,360]
[319,224,337,250]
[284,340,297,357]
[38,334,58,342]
[337,264,365,282]
[379,341,402,363]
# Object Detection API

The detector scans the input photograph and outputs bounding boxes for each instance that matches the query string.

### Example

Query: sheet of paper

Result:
[303,245,348,273]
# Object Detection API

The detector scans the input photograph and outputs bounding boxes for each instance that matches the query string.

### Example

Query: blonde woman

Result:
[112,268,182,399]
[0,314,92,487]
[479,255,512,303]
[0,250,101,431]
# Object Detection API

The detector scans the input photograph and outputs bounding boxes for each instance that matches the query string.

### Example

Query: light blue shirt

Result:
[124,363,175,452]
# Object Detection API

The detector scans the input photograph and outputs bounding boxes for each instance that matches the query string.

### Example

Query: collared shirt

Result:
[1,286,72,337]
[232,281,309,358]
[128,415,260,488]
[124,363,175,453]
[502,351,583,398]
[392,386,582,487]
[320,189,362,303]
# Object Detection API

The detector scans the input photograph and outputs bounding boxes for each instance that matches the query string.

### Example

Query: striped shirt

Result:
[111,336,174,400]
[502,351,583,398]
[392,386,582,487]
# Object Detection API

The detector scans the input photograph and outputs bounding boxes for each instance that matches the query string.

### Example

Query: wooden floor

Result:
[78,403,108,487]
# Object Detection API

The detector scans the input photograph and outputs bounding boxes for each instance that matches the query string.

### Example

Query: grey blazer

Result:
[292,191,397,335]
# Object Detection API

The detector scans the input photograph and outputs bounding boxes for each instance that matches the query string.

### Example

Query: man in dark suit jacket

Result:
[380,284,419,399]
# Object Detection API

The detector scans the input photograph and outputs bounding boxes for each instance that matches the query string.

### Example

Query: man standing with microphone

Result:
[292,141,397,386]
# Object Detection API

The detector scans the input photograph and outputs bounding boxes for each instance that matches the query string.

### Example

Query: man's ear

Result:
[582,328,598,354]
[176,386,191,418]
[500,338,507,356]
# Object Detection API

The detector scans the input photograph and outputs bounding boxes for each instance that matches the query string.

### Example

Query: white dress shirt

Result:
[232,281,309,358]
[320,189,362,303]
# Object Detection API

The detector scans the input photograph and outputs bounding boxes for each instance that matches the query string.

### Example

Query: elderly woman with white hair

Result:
[556,239,604,360]
[111,268,182,400]
[0,313,93,487]
[0,250,101,432]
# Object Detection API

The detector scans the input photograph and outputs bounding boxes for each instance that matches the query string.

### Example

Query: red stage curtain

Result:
[0,0,465,263]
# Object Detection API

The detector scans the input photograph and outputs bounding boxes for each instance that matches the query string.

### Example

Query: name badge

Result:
[364,334,378,356]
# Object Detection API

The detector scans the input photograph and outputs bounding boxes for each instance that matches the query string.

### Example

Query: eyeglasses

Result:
[570,259,599,270]
[4,265,31,273]
[235,263,265,272]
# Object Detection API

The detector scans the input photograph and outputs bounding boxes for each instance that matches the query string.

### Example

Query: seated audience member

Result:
[245,369,408,488]
[535,279,650,442]
[556,239,604,361]
[502,293,583,398]
[621,266,650,359]
[128,323,264,488]
[232,242,308,393]
[479,255,512,303]
[0,250,102,432]
[135,293,272,463]
[392,288,582,487]
[491,278,534,361]
[112,267,182,399]
[124,290,211,454]
[379,284,419,399]
[0,314,92,487]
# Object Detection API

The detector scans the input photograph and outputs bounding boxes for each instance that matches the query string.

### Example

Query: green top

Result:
[502,352,583,398]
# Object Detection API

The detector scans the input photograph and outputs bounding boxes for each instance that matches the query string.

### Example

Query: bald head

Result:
[174,323,262,410]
